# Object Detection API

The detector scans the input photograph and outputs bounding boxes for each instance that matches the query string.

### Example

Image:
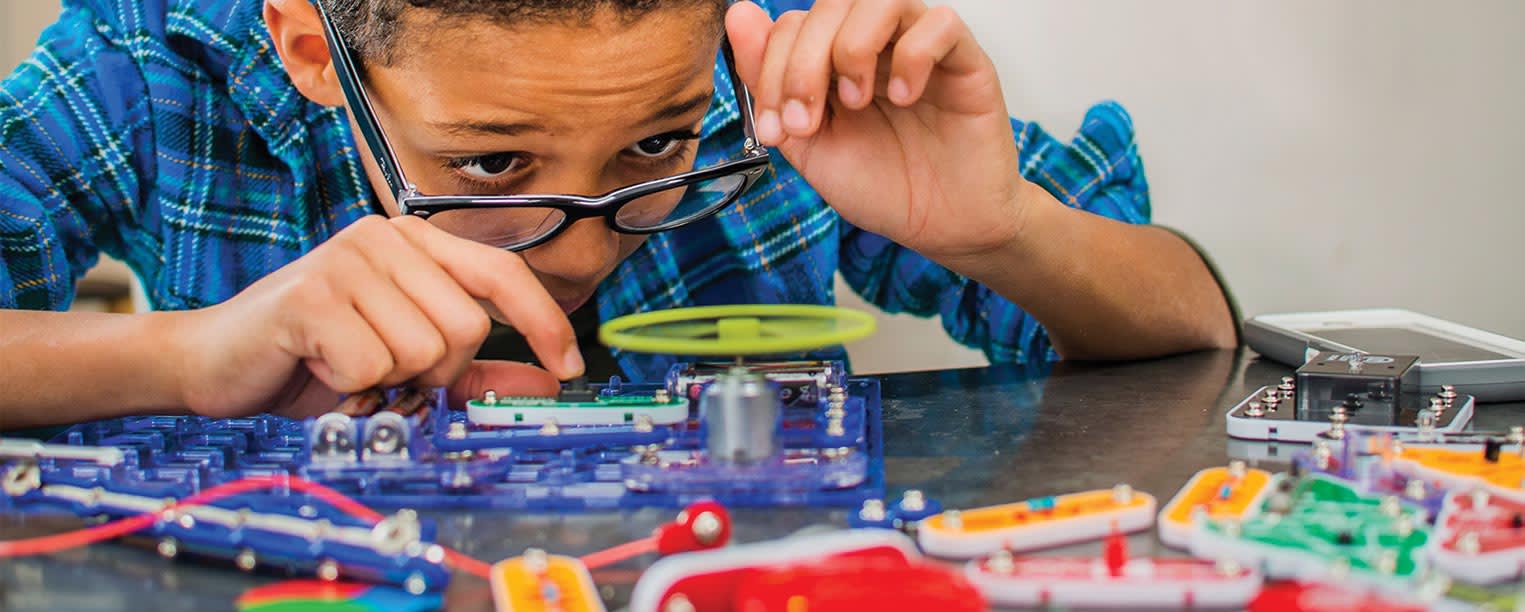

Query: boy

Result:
[0,0,1235,429]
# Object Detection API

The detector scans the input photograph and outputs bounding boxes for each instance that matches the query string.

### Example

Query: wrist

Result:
[937,178,1056,282]
[133,310,198,413]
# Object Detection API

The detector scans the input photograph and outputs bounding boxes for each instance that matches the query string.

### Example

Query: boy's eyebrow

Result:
[430,91,714,137]
[641,90,715,124]
[432,118,543,137]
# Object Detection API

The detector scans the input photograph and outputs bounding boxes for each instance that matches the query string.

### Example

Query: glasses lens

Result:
[614,172,748,231]
[427,206,568,249]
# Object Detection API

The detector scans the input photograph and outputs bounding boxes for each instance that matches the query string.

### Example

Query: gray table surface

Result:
[4,348,1523,611]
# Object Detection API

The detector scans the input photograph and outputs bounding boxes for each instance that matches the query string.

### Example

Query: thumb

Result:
[725,1,773,90]
[448,360,561,408]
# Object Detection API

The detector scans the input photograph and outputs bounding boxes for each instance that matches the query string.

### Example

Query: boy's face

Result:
[349,8,721,313]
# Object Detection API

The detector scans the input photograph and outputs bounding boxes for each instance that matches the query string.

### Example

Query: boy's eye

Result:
[457,153,522,179]
[629,135,685,158]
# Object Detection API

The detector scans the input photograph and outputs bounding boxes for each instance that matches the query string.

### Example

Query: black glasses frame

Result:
[314,0,772,251]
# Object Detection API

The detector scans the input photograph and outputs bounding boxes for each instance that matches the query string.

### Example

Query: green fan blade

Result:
[599,305,875,356]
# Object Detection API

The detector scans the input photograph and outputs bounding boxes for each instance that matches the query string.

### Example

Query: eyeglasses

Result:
[315,0,772,251]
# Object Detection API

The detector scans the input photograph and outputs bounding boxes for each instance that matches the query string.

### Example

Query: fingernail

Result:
[757,109,782,143]
[782,99,811,132]
[888,77,911,105]
[563,348,585,378]
[838,77,863,106]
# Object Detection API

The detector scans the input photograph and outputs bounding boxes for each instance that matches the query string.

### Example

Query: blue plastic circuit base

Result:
[5,365,884,512]
[0,363,883,591]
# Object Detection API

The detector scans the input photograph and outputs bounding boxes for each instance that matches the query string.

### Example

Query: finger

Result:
[834,0,923,110]
[752,10,808,146]
[269,378,344,420]
[350,279,447,388]
[888,5,979,107]
[779,0,854,137]
[366,218,492,387]
[300,306,394,393]
[725,0,773,88]
[394,219,582,380]
[448,360,561,408]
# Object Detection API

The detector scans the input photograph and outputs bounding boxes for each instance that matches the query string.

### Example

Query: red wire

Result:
[0,474,491,578]
[441,548,493,578]
[578,535,657,570]
[0,513,160,556]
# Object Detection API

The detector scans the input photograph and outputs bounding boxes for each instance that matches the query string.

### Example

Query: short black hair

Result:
[326,0,729,65]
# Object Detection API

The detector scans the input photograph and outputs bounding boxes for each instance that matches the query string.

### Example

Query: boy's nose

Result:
[516,171,623,290]
[524,215,620,288]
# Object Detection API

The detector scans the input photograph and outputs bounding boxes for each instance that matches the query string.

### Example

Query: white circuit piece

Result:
[1225,385,1475,442]
[966,555,1262,608]
[917,486,1157,559]
[0,439,124,466]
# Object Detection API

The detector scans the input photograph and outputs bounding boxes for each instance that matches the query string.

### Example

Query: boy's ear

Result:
[265,0,346,107]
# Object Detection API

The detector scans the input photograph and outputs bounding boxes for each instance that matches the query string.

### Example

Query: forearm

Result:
[943,181,1237,360]
[0,310,187,430]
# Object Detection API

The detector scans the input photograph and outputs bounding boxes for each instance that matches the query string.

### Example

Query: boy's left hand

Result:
[727,0,1030,263]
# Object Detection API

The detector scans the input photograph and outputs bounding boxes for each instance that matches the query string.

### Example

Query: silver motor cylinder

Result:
[701,367,781,464]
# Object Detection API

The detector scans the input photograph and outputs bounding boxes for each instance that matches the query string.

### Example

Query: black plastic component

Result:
[1296,352,1420,425]
[1485,438,1504,463]
[557,376,597,402]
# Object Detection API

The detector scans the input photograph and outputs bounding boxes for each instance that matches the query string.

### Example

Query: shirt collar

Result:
[226,7,313,160]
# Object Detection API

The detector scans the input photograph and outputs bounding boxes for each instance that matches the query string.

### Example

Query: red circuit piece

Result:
[580,502,734,571]
[1248,581,1425,612]
[631,530,926,612]
[662,545,911,612]
[655,500,732,555]
[733,558,985,612]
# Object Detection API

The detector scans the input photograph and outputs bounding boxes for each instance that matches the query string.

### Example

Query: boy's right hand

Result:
[171,215,582,419]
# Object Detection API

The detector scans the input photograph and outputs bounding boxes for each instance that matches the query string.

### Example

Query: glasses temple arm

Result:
[721,37,765,156]
[314,0,417,205]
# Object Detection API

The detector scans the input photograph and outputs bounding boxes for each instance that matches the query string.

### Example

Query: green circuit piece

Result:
[1201,474,1431,578]
[465,394,690,426]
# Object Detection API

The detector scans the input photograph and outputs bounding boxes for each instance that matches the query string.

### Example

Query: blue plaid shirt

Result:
[0,0,1150,381]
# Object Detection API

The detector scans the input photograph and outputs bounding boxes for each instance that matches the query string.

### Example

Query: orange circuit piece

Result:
[1163,467,1273,526]
[491,550,604,612]
[922,488,1152,533]
[1396,447,1524,494]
